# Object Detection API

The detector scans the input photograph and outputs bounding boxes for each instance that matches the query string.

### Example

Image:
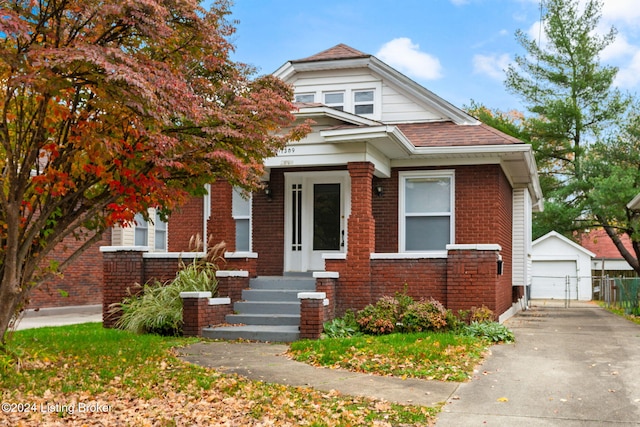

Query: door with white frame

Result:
[284,172,350,272]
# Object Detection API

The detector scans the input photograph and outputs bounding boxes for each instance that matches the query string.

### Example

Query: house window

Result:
[354,90,374,115]
[134,213,148,246]
[232,187,252,252]
[324,92,344,111]
[295,93,315,103]
[399,171,454,252]
[154,212,167,251]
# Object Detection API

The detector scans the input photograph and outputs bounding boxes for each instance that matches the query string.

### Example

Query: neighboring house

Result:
[579,229,638,278]
[531,231,595,301]
[102,44,543,326]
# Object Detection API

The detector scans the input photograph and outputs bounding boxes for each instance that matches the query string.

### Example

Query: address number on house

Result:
[277,146,296,155]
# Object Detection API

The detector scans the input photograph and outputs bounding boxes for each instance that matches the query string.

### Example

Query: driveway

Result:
[436,301,640,426]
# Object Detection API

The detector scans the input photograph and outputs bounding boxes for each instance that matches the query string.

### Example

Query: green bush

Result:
[112,258,218,336]
[401,298,449,332]
[356,296,401,335]
[323,310,361,338]
[463,321,515,343]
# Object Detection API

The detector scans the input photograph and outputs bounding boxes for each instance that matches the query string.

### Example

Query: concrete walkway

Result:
[436,300,640,426]
[11,305,102,330]
[178,341,457,407]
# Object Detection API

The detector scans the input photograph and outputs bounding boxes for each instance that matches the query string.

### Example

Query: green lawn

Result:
[1,324,436,426]
[289,332,488,382]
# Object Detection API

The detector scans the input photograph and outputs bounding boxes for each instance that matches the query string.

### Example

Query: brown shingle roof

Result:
[292,44,370,63]
[396,122,523,147]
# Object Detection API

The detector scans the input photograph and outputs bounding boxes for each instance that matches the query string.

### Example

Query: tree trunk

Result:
[0,275,22,346]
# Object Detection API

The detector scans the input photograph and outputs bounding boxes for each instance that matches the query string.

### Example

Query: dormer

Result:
[273,44,478,125]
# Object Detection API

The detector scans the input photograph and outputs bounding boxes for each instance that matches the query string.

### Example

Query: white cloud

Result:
[614,50,640,88]
[473,53,511,80]
[376,38,443,80]
[449,0,469,5]
[602,34,637,61]
[600,0,640,28]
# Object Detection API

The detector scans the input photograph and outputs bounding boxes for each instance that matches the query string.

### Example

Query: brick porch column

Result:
[101,247,147,328]
[339,162,376,313]
[446,244,502,315]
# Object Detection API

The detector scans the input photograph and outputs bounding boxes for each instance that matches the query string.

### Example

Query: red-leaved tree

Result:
[0,0,310,344]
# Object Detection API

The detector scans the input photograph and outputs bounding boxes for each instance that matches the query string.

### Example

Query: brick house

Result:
[102,44,543,338]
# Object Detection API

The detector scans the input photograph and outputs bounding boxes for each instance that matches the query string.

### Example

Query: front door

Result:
[285,172,349,272]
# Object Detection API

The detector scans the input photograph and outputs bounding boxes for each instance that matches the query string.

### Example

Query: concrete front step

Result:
[202,325,299,342]
[226,313,300,326]
[206,275,316,342]
[249,276,315,291]
[233,301,300,316]
[241,289,304,302]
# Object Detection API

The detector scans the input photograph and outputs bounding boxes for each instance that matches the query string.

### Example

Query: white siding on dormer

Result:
[381,83,446,123]
[291,68,449,124]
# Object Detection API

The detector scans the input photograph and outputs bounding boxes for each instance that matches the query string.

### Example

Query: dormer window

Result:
[354,90,374,115]
[324,92,344,111]
[295,93,315,103]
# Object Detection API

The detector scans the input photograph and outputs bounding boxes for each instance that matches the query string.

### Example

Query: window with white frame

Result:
[323,91,344,111]
[232,187,252,252]
[399,171,454,252]
[134,213,148,246]
[295,93,315,103]
[154,211,167,251]
[353,90,374,115]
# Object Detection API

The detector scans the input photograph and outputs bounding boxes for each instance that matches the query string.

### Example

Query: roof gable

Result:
[273,44,477,126]
[292,44,369,63]
[533,231,595,258]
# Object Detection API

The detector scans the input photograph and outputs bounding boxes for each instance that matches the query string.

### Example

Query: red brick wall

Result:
[446,249,500,313]
[254,169,284,275]
[168,197,204,252]
[207,180,235,252]
[373,165,512,252]
[102,249,145,328]
[29,228,111,309]
[370,258,448,303]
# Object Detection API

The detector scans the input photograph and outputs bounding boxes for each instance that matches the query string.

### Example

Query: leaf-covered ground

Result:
[289,333,489,382]
[1,324,435,426]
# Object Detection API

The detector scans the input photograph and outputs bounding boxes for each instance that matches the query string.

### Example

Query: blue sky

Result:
[225,0,640,113]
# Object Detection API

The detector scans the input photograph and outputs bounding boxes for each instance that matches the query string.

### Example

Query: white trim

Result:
[446,244,502,251]
[399,170,455,253]
[179,292,212,298]
[209,297,231,305]
[143,251,204,259]
[322,253,347,260]
[313,271,339,278]
[627,192,640,210]
[216,270,250,278]
[371,252,448,259]
[100,246,149,252]
[224,251,258,259]
[297,292,326,300]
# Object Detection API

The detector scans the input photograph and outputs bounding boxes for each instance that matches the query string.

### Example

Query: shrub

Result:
[323,310,361,338]
[401,298,449,332]
[356,296,401,335]
[469,305,495,323]
[463,321,515,343]
[112,256,218,336]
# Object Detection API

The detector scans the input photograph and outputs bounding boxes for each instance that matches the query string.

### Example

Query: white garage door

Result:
[531,260,578,299]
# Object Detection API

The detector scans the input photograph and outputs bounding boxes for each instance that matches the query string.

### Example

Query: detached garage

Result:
[531,231,595,301]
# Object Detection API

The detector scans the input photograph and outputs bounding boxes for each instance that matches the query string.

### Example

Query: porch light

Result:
[374,185,384,197]
[264,186,273,200]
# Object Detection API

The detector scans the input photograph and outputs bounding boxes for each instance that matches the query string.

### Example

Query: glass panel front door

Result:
[313,183,341,251]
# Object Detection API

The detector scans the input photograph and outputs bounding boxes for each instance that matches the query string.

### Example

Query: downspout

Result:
[203,183,211,254]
